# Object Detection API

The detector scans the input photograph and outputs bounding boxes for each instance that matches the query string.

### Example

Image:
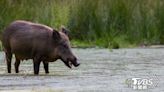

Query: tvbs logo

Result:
[126,78,153,90]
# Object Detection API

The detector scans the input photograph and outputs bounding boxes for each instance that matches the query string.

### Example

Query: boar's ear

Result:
[52,29,61,41]
[60,26,69,36]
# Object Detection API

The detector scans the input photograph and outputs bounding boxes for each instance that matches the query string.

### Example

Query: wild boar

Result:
[2,20,80,75]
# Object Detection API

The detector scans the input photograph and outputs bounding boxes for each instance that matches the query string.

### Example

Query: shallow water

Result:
[0,48,164,92]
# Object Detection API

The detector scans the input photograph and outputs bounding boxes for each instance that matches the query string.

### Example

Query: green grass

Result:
[71,40,95,48]
[0,0,164,49]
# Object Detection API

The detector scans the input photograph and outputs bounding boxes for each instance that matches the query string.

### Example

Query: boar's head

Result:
[52,27,80,68]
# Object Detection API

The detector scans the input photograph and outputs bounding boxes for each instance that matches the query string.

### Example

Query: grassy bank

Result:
[0,0,164,48]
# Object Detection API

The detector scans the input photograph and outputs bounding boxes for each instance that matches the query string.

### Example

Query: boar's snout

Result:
[71,57,80,67]
[62,56,80,69]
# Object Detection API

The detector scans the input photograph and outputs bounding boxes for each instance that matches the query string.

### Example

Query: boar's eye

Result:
[62,44,68,48]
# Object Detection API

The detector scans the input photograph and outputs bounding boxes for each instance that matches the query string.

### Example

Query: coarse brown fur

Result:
[2,20,80,75]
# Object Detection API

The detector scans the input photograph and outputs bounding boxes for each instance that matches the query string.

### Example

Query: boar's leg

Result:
[14,58,20,73]
[5,51,12,73]
[33,57,41,75]
[43,61,49,74]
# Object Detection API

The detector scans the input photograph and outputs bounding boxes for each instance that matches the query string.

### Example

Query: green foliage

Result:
[0,0,69,29]
[68,0,164,48]
[0,0,164,48]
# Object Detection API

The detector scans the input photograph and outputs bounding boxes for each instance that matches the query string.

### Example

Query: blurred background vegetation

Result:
[0,0,164,48]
